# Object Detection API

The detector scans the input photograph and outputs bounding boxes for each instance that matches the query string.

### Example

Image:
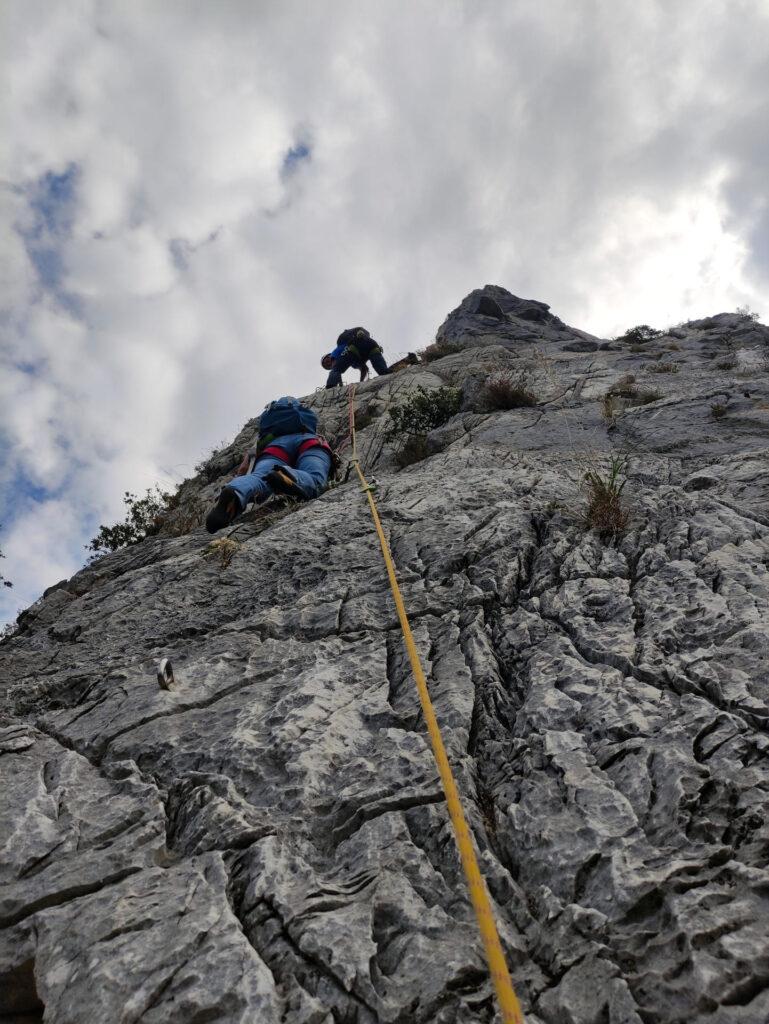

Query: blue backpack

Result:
[258,397,318,440]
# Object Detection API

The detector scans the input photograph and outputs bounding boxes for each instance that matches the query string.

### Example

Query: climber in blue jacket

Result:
[322,327,390,388]
[205,397,333,533]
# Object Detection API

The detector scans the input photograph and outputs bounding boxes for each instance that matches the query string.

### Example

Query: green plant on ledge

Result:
[385,386,461,442]
[87,486,176,557]
[582,455,630,540]
[616,324,662,346]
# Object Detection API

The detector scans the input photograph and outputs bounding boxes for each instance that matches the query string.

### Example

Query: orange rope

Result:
[347,384,525,1024]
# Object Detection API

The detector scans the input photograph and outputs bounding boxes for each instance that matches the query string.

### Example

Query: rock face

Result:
[2,286,768,1023]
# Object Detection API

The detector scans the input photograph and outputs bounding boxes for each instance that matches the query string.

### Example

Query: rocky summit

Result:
[2,285,768,1024]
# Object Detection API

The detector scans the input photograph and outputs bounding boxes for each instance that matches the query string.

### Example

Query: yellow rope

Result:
[347,385,525,1024]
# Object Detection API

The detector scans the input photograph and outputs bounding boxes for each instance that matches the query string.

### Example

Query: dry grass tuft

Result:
[715,356,737,371]
[484,370,538,410]
[203,537,241,568]
[647,362,680,374]
[421,341,463,363]
[602,377,662,415]
[602,394,619,420]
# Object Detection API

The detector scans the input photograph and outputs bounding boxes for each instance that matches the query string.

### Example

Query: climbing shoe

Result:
[205,486,242,534]
[267,466,303,498]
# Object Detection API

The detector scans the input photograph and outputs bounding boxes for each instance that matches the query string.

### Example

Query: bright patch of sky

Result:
[1,0,768,624]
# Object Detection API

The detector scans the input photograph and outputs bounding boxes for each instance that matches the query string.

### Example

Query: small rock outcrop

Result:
[2,286,768,1023]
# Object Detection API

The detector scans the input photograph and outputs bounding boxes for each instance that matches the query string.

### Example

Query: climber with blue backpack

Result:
[205,397,333,533]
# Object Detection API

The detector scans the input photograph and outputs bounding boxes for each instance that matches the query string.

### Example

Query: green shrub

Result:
[736,305,759,321]
[583,456,629,539]
[617,325,662,346]
[647,361,680,374]
[385,385,461,442]
[711,402,728,419]
[87,487,175,556]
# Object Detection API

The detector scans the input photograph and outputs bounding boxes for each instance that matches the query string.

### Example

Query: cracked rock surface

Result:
[2,286,768,1023]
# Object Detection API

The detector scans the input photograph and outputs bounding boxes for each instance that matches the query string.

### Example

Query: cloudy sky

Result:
[1,0,768,623]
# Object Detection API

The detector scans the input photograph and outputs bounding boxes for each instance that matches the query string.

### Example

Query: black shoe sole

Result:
[205,487,241,533]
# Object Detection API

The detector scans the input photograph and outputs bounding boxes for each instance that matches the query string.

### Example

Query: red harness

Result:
[259,437,332,466]
[259,444,291,463]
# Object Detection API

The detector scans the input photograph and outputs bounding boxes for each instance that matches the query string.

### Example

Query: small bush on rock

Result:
[736,305,759,322]
[583,456,629,539]
[484,371,538,410]
[617,325,662,346]
[711,402,728,419]
[88,487,175,556]
[647,362,680,374]
[385,386,461,441]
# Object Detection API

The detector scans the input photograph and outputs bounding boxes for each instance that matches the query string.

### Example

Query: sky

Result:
[1,0,768,623]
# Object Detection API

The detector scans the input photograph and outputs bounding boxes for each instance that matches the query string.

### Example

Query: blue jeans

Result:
[326,349,390,388]
[226,432,332,508]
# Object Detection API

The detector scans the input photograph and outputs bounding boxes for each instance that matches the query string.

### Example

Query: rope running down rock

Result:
[346,382,525,1024]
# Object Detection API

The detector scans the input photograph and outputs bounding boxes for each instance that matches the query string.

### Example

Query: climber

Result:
[205,397,333,533]
[322,327,391,388]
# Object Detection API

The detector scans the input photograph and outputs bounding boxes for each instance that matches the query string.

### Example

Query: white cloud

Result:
[2,0,769,623]
[0,500,84,616]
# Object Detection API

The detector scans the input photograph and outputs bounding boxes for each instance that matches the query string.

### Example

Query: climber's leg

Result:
[369,349,390,377]
[226,455,286,508]
[268,448,332,500]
